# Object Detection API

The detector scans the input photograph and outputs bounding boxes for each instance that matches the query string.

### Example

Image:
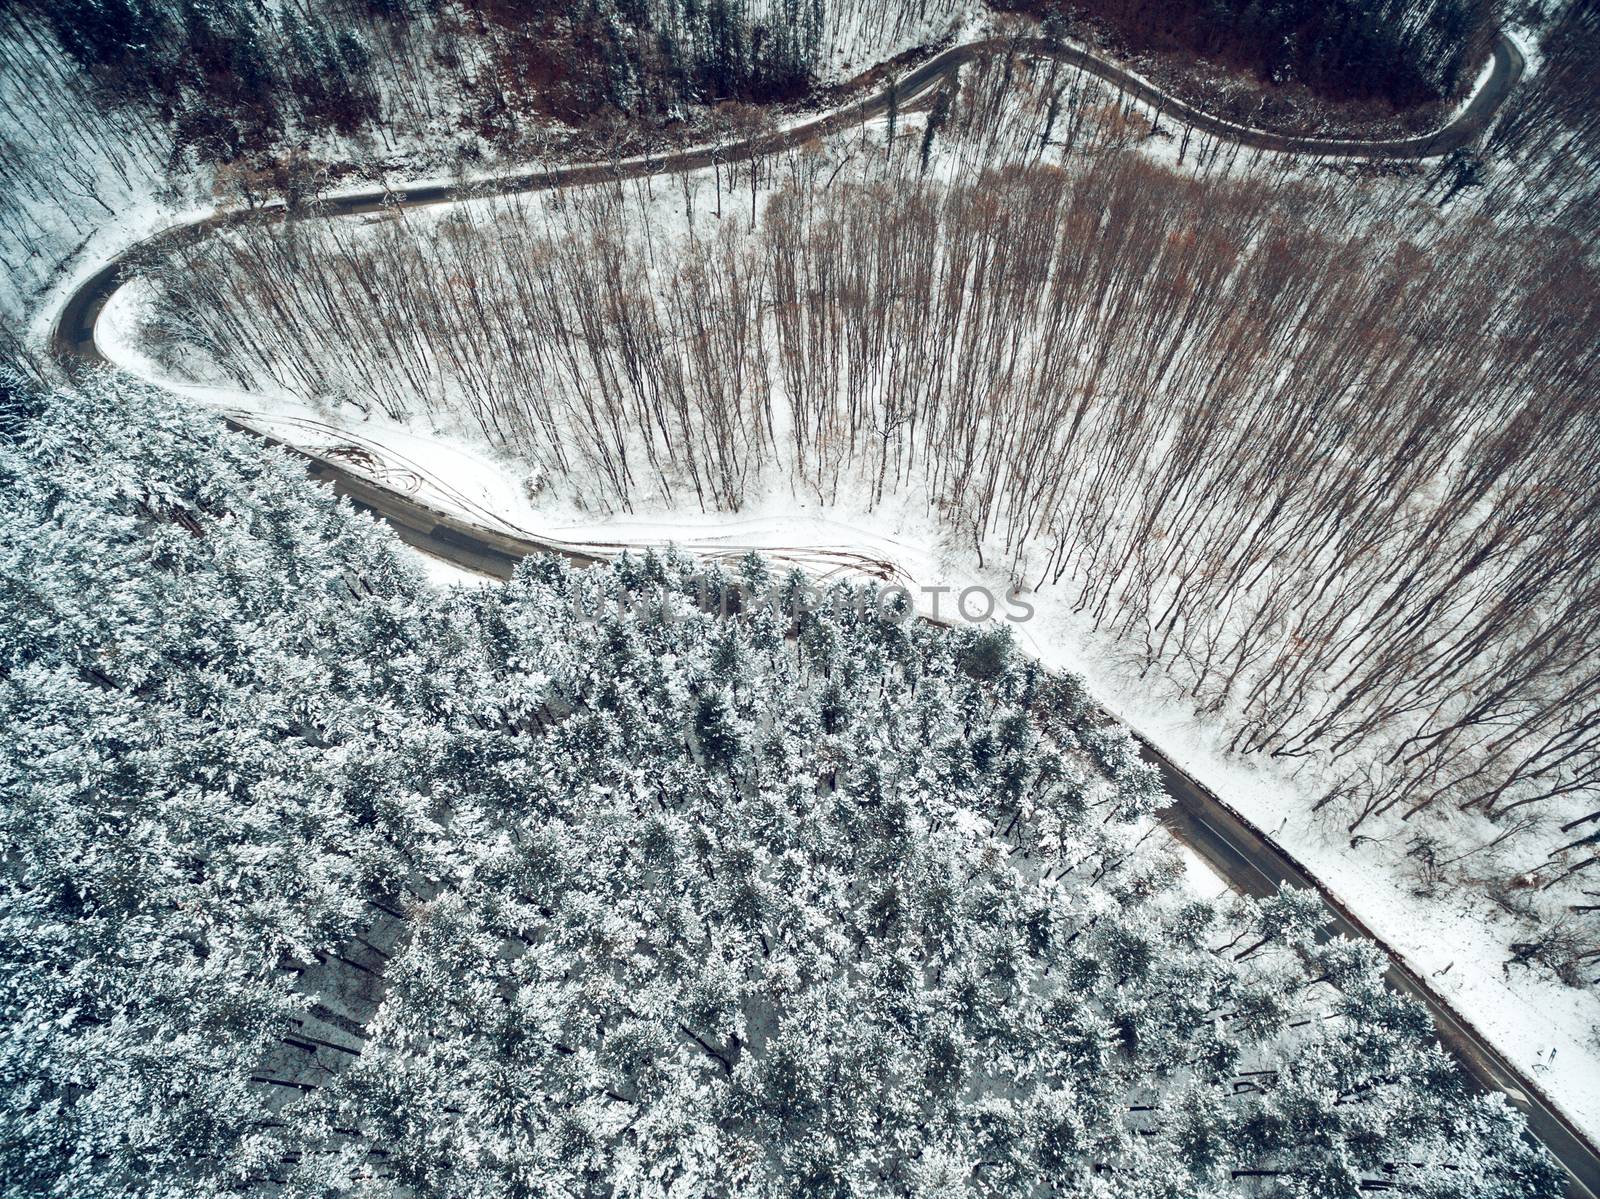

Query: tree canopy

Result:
[0,372,1560,1196]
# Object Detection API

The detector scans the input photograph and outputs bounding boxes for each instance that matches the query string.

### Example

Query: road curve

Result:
[50,24,1592,1198]
[53,29,1525,367]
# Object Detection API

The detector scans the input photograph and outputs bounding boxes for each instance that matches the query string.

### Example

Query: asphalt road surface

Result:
[52,28,1596,1197]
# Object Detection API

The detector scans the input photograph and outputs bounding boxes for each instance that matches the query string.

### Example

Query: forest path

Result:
[50,23,1592,1197]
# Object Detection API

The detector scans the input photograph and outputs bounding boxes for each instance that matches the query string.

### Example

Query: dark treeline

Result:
[26,0,825,152]
[1010,0,1497,106]
[22,0,828,163]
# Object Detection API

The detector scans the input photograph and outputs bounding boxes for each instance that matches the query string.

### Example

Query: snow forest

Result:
[6,0,1600,1193]
[0,372,1561,1195]
[140,31,1600,975]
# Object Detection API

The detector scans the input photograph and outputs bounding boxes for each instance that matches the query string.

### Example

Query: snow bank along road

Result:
[53,27,1597,1197]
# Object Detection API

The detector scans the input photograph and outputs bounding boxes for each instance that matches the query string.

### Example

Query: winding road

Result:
[50,26,1597,1198]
